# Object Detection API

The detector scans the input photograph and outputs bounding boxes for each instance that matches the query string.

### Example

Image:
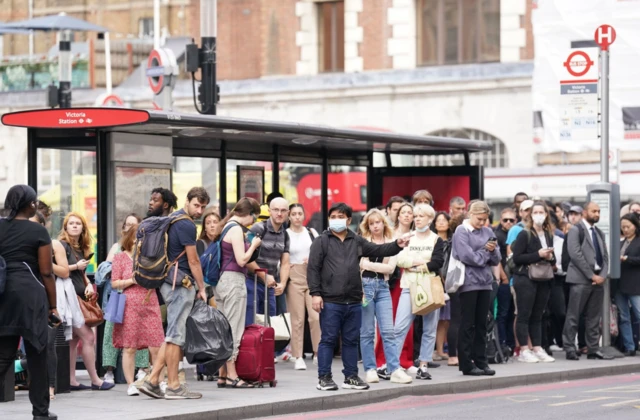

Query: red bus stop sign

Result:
[595,24,616,51]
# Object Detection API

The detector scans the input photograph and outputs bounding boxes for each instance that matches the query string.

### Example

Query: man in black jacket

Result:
[308,203,410,391]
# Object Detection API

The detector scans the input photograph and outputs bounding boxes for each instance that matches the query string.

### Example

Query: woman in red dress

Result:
[112,225,164,396]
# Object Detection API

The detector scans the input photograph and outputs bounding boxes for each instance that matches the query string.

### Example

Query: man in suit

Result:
[563,202,613,360]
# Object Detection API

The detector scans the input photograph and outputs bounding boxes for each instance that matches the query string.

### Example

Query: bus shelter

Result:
[2,107,491,266]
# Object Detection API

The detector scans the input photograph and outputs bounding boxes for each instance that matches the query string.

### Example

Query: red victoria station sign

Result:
[1,108,150,129]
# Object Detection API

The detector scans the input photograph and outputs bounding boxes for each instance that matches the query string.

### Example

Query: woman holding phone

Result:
[59,212,115,391]
[511,202,556,363]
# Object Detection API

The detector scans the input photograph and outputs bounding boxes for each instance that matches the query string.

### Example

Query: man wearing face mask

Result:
[308,203,411,391]
[563,202,612,360]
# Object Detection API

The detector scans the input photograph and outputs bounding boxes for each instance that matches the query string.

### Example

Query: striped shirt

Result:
[250,219,289,278]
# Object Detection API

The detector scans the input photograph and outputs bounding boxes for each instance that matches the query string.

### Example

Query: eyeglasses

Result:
[270,208,288,214]
[502,218,516,223]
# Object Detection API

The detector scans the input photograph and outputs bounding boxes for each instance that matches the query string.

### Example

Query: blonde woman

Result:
[452,201,501,376]
[394,204,445,381]
[359,209,412,384]
[59,212,114,391]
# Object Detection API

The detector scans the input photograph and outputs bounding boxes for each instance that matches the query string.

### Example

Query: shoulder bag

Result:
[77,292,104,327]
[528,232,554,281]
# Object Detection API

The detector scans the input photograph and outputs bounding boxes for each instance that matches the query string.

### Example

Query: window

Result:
[139,18,154,39]
[318,1,344,73]
[417,0,500,66]
[418,129,508,168]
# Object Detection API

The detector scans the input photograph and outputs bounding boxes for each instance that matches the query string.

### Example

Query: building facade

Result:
[0,0,536,205]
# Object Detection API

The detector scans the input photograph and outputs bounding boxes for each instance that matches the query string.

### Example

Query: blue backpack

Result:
[200,222,238,286]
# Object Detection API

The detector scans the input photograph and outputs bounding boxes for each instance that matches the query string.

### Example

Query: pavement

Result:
[2,355,640,420]
[257,373,640,420]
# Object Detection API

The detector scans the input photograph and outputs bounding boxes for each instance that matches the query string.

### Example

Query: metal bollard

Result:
[55,325,70,394]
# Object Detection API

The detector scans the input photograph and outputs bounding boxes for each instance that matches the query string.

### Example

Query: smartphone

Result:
[86,253,94,261]
[487,237,497,243]
[48,312,61,328]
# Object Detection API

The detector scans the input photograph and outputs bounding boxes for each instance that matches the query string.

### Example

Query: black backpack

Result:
[133,213,194,289]
[486,311,507,364]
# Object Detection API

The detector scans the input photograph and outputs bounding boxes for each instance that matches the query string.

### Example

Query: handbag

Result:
[77,293,104,327]
[528,262,554,281]
[445,254,465,293]
[104,290,126,324]
[409,274,445,316]
[255,312,291,341]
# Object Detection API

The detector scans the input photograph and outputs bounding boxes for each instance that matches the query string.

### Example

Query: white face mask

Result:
[532,214,546,226]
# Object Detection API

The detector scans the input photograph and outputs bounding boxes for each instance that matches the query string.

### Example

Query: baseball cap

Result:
[569,205,583,214]
[520,200,534,211]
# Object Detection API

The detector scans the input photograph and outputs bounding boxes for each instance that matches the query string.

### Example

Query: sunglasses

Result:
[502,218,516,223]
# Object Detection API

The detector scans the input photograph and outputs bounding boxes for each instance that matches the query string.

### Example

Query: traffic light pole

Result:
[186,0,218,115]
[58,30,72,108]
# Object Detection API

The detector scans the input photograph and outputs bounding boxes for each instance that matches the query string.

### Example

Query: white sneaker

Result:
[518,349,539,363]
[313,356,318,365]
[294,358,307,370]
[279,351,292,362]
[159,381,168,393]
[127,384,139,396]
[365,369,379,383]
[534,348,555,363]
[407,365,419,375]
[390,368,413,384]
[104,371,115,384]
[549,345,562,352]
[135,370,147,382]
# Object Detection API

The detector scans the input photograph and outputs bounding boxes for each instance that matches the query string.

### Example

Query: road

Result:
[258,374,640,420]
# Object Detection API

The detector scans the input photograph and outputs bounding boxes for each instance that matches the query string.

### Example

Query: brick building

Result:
[0,0,537,205]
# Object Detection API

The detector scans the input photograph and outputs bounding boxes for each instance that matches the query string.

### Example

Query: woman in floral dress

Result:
[111,225,164,396]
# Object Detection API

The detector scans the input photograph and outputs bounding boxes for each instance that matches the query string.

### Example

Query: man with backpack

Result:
[139,187,210,400]
[147,187,178,218]
[309,203,411,391]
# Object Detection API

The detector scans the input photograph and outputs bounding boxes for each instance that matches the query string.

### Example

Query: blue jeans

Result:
[360,278,399,373]
[245,277,277,326]
[317,302,362,379]
[615,291,640,352]
[394,288,439,362]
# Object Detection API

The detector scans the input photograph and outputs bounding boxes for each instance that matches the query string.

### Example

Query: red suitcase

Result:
[236,269,277,387]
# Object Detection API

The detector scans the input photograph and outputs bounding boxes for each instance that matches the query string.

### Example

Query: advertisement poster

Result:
[237,166,265,203]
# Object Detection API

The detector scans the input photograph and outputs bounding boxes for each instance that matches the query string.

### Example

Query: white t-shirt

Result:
[287,227,318,264]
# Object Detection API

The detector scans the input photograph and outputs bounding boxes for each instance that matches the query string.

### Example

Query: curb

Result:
[151,362,640,420]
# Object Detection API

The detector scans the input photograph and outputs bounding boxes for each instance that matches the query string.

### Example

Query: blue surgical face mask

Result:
[415,224,430,233]
[329,218,348,232]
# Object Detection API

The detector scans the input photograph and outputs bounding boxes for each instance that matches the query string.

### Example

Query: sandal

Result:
[227,377,254,388]
[217,377,228,388]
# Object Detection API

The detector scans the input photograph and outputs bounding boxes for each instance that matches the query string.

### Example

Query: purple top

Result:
[452,223,501,293]
[221,240,249,276]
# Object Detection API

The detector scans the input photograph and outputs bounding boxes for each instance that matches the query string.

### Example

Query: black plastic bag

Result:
[184,300,233,372]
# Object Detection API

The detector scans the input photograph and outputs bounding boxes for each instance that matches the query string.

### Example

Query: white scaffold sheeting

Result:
[532,0,640,153]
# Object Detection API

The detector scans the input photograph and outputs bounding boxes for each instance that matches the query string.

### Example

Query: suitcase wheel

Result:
[257,382,265,388]
[269,381,277,388]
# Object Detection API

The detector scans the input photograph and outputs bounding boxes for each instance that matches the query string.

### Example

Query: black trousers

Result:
[47,327,57,388]
[513,275,551,347]
[458,290,491,372]
[563,283,604,353]
[0,336,49,417]
[447,291,461,357]
[548,275,567,347]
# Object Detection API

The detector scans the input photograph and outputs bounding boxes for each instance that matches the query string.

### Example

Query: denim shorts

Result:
[159,282,195,348]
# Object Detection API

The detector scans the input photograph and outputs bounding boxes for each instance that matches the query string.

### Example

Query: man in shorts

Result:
[139,187,209,400]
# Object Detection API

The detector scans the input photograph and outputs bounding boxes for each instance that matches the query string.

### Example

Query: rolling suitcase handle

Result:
[254,268,269,328]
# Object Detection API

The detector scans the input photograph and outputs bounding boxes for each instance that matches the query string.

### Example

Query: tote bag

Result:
[104,290,126,324]
[410,274,445,316]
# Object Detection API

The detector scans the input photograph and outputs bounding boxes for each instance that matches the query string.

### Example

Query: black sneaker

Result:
[342,375,370,390]
[416,366,432,380]
[317,375,339,391]
[376,367,391,380]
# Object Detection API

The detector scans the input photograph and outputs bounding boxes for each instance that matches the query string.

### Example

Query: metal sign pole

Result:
[593,24,622,358]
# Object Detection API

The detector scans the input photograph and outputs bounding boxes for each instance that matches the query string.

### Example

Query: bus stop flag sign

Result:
[595,24,616,51]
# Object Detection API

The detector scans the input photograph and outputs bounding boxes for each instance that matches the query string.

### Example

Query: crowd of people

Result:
[1,182,639,419]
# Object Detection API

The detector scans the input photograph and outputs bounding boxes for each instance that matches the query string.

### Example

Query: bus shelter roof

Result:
[1,107,492,156]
